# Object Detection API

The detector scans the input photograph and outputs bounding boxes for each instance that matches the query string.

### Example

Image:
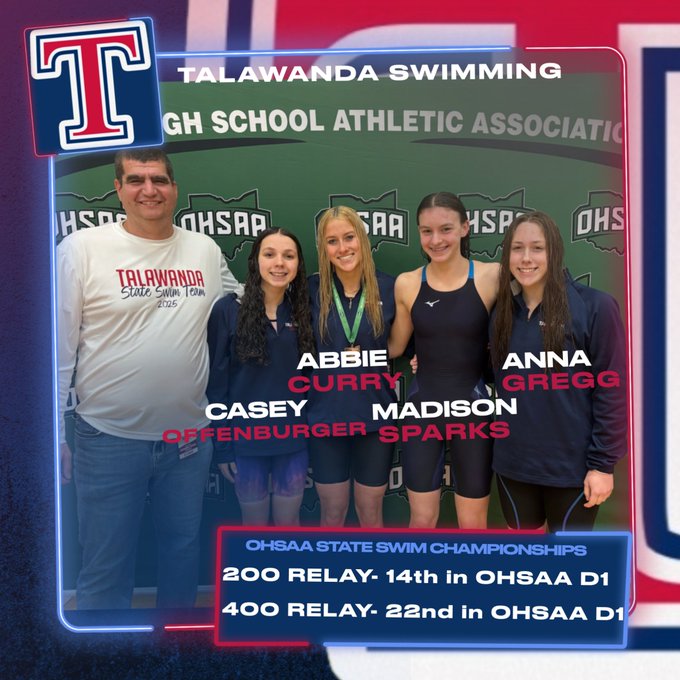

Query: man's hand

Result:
[583,469,613,508]
[218,462,235,479]
[60,442,73,485]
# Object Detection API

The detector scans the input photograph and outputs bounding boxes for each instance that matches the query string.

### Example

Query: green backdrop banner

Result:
[55,49,627,589]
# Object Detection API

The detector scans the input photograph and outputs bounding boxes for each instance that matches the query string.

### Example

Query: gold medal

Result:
[344,345,361,353]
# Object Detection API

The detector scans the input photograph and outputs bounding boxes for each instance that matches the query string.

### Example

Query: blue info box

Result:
[215,528,631,649]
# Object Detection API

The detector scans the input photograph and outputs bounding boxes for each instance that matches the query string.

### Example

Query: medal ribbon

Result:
[332,281,366,346]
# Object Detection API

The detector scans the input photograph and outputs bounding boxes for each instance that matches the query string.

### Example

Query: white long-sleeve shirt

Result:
[57,219,240,442]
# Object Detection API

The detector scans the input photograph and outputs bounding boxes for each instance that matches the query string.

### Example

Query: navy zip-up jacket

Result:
[206,293,308,463]
[307,271,397,430]
[492,274,627,487]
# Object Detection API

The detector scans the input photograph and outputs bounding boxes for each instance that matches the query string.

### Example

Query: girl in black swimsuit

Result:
[390,192,499,528]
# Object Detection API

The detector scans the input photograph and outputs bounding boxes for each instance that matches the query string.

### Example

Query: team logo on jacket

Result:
[175,189,272,260]
[459,188,533,258]
[315,190,409,250]
[26,19,162,155]
[571,190,625,255]
[54,190,125,244]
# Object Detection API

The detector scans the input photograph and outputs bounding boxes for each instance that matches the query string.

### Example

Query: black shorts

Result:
[496,474,599,532]
[309,431,393,487]
[401,421,493,497]
[400,375,494,497]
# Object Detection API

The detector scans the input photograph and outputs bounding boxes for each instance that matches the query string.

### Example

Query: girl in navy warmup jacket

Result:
[207,228,315,526]
[491,211,627,531]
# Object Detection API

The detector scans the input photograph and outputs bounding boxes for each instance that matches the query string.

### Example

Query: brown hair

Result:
[236,228,315,364]
[492,211,570,369]
[417,192,470,258]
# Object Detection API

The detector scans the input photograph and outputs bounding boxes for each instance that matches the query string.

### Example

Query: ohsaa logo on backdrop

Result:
[315,190,409,250]
[459,189,533,259]
[175,190,272,260]
[571,190,625,255]
[26,19,162,155]
[54,190,124,244]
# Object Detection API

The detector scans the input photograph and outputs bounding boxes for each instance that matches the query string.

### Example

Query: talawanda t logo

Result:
[315,191,409,250]
[26,19,163,155]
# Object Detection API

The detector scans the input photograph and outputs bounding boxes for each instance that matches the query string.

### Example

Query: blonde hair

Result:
[316,206,384,342]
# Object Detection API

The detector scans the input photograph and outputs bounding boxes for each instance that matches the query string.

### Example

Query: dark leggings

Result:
[496,474,599,532]
[309,431,393,487]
